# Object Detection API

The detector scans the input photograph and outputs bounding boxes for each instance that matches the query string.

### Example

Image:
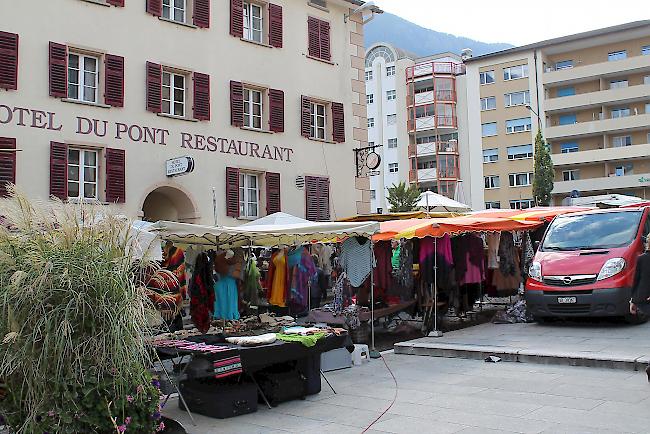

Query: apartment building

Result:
[0,0,380,224]
[466,20,650,209]
[365,43,476,213]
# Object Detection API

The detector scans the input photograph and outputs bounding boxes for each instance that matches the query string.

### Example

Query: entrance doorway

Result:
[141,186,198,223]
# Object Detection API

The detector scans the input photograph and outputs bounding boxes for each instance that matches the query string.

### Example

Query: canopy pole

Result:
[429,236,443,337]
[369,239,380,359]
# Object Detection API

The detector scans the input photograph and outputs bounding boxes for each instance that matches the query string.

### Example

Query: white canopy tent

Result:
[417,191,471,213]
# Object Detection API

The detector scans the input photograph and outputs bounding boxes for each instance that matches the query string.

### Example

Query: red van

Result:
[525,207,650,323]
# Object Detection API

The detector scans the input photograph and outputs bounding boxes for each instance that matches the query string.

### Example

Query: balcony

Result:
[544,54,650,85]
[553,171,650,195]
[417,168,438,182]
[406,62,466,80]
[552,143,650,167]
[409,141,459,157]
[410,90,457,106]
[409,116,457,132]
[545,113,650,140]
[545,84,650,113]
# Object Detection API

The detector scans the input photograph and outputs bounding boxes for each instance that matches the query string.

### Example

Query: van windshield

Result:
[542,211,642,251]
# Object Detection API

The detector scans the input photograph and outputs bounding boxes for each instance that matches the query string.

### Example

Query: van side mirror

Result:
[534,241,541,251]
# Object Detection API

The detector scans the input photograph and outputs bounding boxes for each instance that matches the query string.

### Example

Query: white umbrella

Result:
[416,191,471,213]
[240,212,310,227]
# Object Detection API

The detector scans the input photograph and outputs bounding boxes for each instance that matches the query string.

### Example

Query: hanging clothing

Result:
[340,237,373,288]
[189,253,215,333]
[312,244,334,277]
[214,274,240,320]
[162,244,187,299]
[521,232,535,278]
[486,233,501,270]
[498,232,517,277]
[391,245,401,270]
[452,234,485,285]
[332,272,346,315]
[266,249,289,307]
[419,236,454,288]
[373,242,392,298]
[396,240,414,289]
[288,247,317,313]
[243,258,262,306]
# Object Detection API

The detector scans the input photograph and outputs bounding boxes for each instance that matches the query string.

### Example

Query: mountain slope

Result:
[365,12,513,57]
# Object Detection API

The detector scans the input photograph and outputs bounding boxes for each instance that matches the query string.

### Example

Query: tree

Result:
[533,129,554,206]
[387,181,421,212]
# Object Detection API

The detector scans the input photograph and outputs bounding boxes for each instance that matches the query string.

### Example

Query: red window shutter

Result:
[0,32,18,91]
[319,20,331,61]
[146,61,162,113]
[268,4,283,48]
[226,167,240,218]
[318,177,330,221]
[193,0,210,28]
[268,89,284,133]
[307,17,320,58]
[193,72,210,121]
[230,81,244,127]
[49,42,67,98]
[0,137,16,198]
[49,141,68,200]
[230,0,244,38]
[305,176,318,221]
[301,96,311,138]
[104,54,124,107]
[105,148,126,203]
[265,172,281,215]
[331,102,345,143]
[106,0,124,6]
[146,0,162,16]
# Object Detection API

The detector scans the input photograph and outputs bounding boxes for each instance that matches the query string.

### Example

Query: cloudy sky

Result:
[372,0,649,46]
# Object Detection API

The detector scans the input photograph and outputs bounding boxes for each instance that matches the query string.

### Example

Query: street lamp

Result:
[525,104,542,130]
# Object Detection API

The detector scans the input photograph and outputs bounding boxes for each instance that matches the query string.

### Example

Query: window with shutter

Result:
[319,20,331,61]
[104,54,124,107]
[193,0,210,28]
[268,4,283,48]
[226,167,240,218]
[230,0,244,38]
[193,72,210,121]
[105,148,125,203]
[146,0,162,16]
[331,102,345,143]
[49,42,67,98]
[268,89,284,133]
[0,32,18,91]
[266,172,281,214]
[146,62,162,113]
[230,81,244,127]
[49,142,68,200]
[307,17,331,61]
[305,176,330,221]
[0,138,16,198]
[300,96,311,137]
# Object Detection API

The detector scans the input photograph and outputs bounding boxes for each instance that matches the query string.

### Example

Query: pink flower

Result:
[117,425,127,433]
[125,417,132,425]
[156,421,165,432]
[136,384,145,394]
[126,395,134,403]
[47,410,55,417]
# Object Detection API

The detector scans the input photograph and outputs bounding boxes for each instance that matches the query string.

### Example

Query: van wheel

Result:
[624,314,648,325]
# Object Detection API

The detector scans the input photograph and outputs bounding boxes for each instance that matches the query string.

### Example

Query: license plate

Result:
[557,297,577,304]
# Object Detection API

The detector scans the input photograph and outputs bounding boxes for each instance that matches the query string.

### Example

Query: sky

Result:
[372,0,649,46]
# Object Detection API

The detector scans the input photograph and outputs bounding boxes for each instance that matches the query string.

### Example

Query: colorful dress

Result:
[268,250,288,307]
[214,274,240,320]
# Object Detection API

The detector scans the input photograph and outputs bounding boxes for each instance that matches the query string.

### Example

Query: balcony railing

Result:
[406,61,466,80]
[409,115,457,131]
[409,90,457,105]
[417,168,438,182]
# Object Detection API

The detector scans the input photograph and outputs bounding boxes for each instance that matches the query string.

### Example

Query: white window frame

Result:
[480,70,495,85]
[611,107,630,119]
[560,143,579,153]
[510,199,534,210]
[555,60,573,70]
[504,90,530,107]
[366,94,374,104]
[243,87,263,129]
[386,90,396,101]
[503,64,529,81]
[386,66,396,77]
[484,175,500,189]
[243,2,263,43]
[239,172,260,219]
[387,114,396,126]
[387,138,398,148]
[485,201,501,209]
[509,172,533,187]
[481,122,497,137]
[368,117,375,128]
[562,169,579,182]
[610,80,628,89]
[365,70,373,81]
[162,0,186,23]
[480,96,496,111]
[507,144,533,160]
[608,50,627,61]
[68,52,99,104]
[388,163,398,173]
[506,117,532,134]
[483,148,498,163]
[612,135,632,147]
[162,70,186,117]
[67,148,99,200]
[310,102,327,140]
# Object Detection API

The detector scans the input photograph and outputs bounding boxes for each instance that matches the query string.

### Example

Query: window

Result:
[560,142,579,153]
[417,160,436,169]
[162,71,186,117]
[243,87,263,129]
[484,175,500,189]
[365,70,373,81]
[387,138,398,148]
[307,17,331,61]
[645,76,650,85]
[611,107,630,118]
[238,173,260,218]
[386,66,395,77]
[558,114,577,125]
[612,135,632,147]
[485,201,501,209]
[388,163,398,173]
[507,144,533,160]
[368,117,375,128]
[480,70,495,85]
[503,64,528,81]
[415,104,435,119]
[310,102,326,140]
[509,172,533,187]
[242,2,263,43]
[510,199,534,210]
[67,148,98,200]
[504,90,530,107]
[482,122,497,137]
[608,50,627,61]
[563,170,580,181]
[610,80,628,89]
[480,96,496,111]
[643,46,650,56]
[370,190,376,200]
[483,148,498,163]
[162,0,185,23]
[366,94,374,104]
[416,133,457,144]
[68,53,98,103]
[506,117,532,134]
[386,90,396,101]
[646,103,650,114]
[387,114,396,125]
[555,60,573,70]
[615,163,633,176]
[557,86,575,97]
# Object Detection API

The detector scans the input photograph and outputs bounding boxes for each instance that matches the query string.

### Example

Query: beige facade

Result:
[466,20,650,209]
[0,0,379,224]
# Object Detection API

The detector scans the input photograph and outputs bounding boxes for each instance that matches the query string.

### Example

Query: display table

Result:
[306,300,416,326]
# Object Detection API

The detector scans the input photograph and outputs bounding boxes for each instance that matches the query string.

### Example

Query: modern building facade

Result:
[0,0,380,224]
[466,20,650,209]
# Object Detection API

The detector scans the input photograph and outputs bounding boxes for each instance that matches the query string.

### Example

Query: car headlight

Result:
[529,262,542,282]
[597,258,626,281]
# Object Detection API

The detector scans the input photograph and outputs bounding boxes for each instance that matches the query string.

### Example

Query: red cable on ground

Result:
[361,354,399,433]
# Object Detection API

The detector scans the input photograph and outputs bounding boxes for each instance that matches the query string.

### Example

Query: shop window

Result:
[244,87,263,129]
[68,148,98,200]
[68,52,98,103]
[162,70,186,117]
[239,172,260,219]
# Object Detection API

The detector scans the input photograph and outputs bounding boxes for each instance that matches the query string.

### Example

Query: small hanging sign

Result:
[166,156,195,177]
